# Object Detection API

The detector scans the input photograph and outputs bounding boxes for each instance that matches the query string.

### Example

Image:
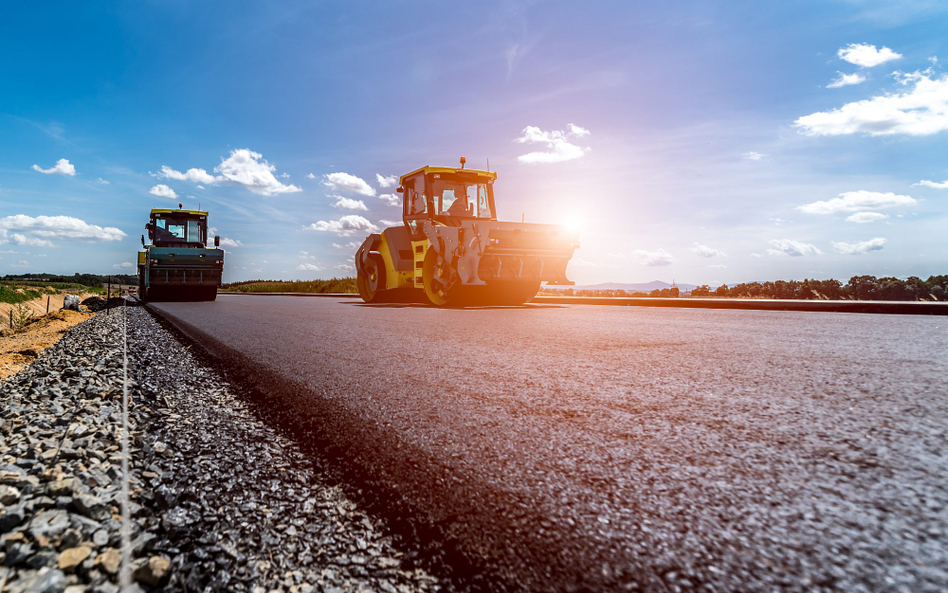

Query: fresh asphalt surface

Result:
[149,295,948,592]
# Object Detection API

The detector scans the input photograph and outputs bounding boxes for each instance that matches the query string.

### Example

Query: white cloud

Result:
[0,215,126,247]
[150,184,178,199]
[215,149,301,196]
[97,178,110,185]
[331,241,361,249]
[915,179,948,189]
[690,243,726,258]
[376,174,397,188]
[516,124,591,164]
[307,173,316,179]
[113,262,135,270]
[794,72,948,136]
[766,239,822,257]
[11,234,54,247]
[218,237,242,248]
[846,211,889,223]
[832,237,886,254]
[827,72,867,88]
[742,151,766,160]
[297,263,321,271]
[331,196,368,210]
[633,248,675,266]
[157,165,218,185]
[838,43,902,68]
[279,173,290,179]
[798,190,916,214]
[335,263,355,272]
[299,251,316,260]
[379,219,401,226]
[379,193,400,207]
[707,264,727,269]
[32,158,76,176]
[323,172,376,196]
[305,215,379,236]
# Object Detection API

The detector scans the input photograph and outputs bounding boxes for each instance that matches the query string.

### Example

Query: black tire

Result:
[357,253,386,303]
[205,286,218,301]
[485,280,541,306]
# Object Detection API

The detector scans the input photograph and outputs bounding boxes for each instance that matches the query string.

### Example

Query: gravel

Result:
[1,306,441,592]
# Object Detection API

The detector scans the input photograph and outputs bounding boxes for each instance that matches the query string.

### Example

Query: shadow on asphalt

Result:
[348,302,565,310]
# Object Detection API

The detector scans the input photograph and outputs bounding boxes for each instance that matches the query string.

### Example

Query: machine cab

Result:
[399,163,497,239]
[146,207,210,248]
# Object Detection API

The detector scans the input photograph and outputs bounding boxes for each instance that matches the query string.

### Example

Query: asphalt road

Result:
[149,296,948,592]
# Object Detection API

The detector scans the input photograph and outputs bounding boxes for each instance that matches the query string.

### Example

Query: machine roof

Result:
[399,166,497,185]
[150,208,208,216]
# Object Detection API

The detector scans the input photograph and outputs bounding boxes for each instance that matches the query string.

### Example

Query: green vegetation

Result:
[1,273,137,287]
[549,275,948,301]
[7,303,35,332]
[221,278,358,294]
[0,285,43,305]
[692,275,948,301]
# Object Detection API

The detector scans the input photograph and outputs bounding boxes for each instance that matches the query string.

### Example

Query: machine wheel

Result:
[203,286,218,301]
[357,253,386,303]
[422,249,458,307]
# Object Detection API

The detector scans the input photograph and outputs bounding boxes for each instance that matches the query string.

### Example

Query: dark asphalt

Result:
[149,296,948,592]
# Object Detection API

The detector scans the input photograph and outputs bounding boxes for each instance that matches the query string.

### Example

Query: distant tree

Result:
[692,284,711,297]
[714,284,729,297]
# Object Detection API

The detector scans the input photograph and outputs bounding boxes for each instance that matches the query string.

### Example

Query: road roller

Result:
[355,158,579,306]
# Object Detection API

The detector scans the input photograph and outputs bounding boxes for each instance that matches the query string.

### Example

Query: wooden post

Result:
[46,296,50,314]
[107,277,112,314]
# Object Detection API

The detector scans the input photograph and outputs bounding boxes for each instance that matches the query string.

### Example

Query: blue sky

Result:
[1,0,946,285]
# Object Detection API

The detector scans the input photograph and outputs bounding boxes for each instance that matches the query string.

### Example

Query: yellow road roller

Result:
[355,158,579,306]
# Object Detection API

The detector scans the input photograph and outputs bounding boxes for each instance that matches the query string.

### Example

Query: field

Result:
[221,277,357,293]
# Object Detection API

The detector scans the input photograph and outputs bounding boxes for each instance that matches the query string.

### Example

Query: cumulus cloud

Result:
[215,149,301,196]
[305,215,378,236]
[331,196,368,210]
[157,165,218,185]
[827,72,867,88]
[154,150,300,196]
[838,43,902,68]
[832,237,886,254]
[218,237,242,248]
[690,243,726,258]
[150,184,178,199]
[297,263,321,271]
[97,178,110,185]
[335,263,355,272]
[915,178,948,189]
[331,242,361,249]
[742,151,766,160]
[378,193,400,207]
[798,190,916,214]
[11,234,54,247]
[323,172,375,197]
[0,215,126,248]
[379,219,401,227]
[32,158,76,176]
[307,173,316,179]
[376,174,397,188]
[766,239,822,257]
[516,124,591,164]
[633,248,675,266]
[846,211,889,223]
[794,72,948,136]
[113,262,135,270]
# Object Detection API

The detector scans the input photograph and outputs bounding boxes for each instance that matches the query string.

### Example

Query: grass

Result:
[0,282,102,305]
[221,277,358,294]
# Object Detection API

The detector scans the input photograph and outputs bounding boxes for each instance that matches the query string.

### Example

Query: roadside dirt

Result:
[0,293,95,379]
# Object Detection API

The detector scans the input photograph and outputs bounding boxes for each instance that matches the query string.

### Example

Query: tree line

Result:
[692,275,948,301]
[1,273,138,287]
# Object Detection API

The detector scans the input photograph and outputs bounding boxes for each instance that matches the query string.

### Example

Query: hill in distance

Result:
[549,280,699,292]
